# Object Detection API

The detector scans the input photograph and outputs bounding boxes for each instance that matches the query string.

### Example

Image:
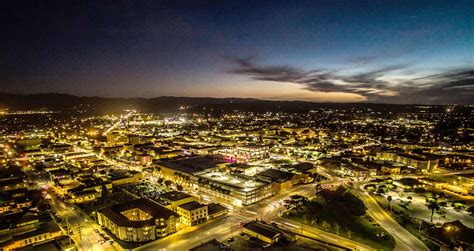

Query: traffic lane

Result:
[353,189,428,251]
[276,218,375,251]
[48,192,114,251]
[137,216,236,251]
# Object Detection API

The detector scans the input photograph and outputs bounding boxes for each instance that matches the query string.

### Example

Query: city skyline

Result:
[1,1,473,104]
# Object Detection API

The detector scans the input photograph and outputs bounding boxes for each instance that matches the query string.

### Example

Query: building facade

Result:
[97,198,178,242]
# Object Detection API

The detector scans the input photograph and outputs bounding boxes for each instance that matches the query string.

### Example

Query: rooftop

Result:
[207,203,227,215]
[160,191,194,202]
[155,155,227,174]
[256,169,295,183]
[243,220,282,240]
[100,198,178,228]
[178,201,207,211]
[197,171,269,191]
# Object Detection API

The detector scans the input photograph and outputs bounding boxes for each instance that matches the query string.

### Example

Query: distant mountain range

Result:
[0,93,459,115]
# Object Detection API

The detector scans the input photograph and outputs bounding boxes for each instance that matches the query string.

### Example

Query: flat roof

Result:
[13,222,61,241]
[178,201,207,211]
[100,198,178,228]
[208,203,227,215]
[256,169,295,183]
[197,171,269,191]
[156,155,227,174]
[291,162,315,172]
[243,220,282,240]
[160,191,194,202]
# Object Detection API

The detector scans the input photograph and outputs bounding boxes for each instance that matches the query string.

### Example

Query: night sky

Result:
[1,0,473,104]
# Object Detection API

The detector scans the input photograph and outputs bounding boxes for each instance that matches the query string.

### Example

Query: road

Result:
[103,110,135,136]
[137,182,370,251]
[280,218,375,251]
[352,187,429,251]
[47,191,110,251]
[23,159,120,251]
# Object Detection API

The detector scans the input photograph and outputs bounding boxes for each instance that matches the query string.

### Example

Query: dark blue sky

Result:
[1,0,473,104]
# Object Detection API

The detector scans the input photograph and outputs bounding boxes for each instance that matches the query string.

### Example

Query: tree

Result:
[319,186,366,217]
[176,184,183,191]
[427,200,440,223]
[164,180,172,187]
[414,187,426,194]
[467,206,474,215]
[321,221,331,231]
[387,196,393,212]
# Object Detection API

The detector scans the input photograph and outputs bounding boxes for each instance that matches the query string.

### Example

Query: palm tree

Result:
[387,195,393,212]
[427,200,440,223]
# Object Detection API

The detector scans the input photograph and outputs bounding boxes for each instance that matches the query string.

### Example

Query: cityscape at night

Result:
[0,1,473,251]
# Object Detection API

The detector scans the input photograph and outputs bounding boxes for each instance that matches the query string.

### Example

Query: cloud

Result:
[226,57,474,104]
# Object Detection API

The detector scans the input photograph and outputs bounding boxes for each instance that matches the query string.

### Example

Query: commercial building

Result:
[155,155,227,181]
[109,170,143,186]
[207,203,228,219]
[195,171,273,206]
[97,198,179,242]
[255,169,302,194]
[376,152,439,172]
[176,201,208,226]
[160,191,197,212]
[215,145,269,162]
[0,223,63,251]
[243,220,283,244]
[106,132,129,146]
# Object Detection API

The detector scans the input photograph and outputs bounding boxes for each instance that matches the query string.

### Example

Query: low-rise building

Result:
[215,145,269,162]
[195,171,273,206]
[207,203,228,219]
[176,201,208,226]
[243,220,283,244]
[97,198,179,242]
[109,170,143,186]
[0,222,63,251]
[155,155,227,184]
[255,169,302,194]
[160,191,196,212]
[376,152,439,173]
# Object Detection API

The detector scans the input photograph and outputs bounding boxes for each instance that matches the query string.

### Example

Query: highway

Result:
[280,218,375,251]
[352,187,429,251]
